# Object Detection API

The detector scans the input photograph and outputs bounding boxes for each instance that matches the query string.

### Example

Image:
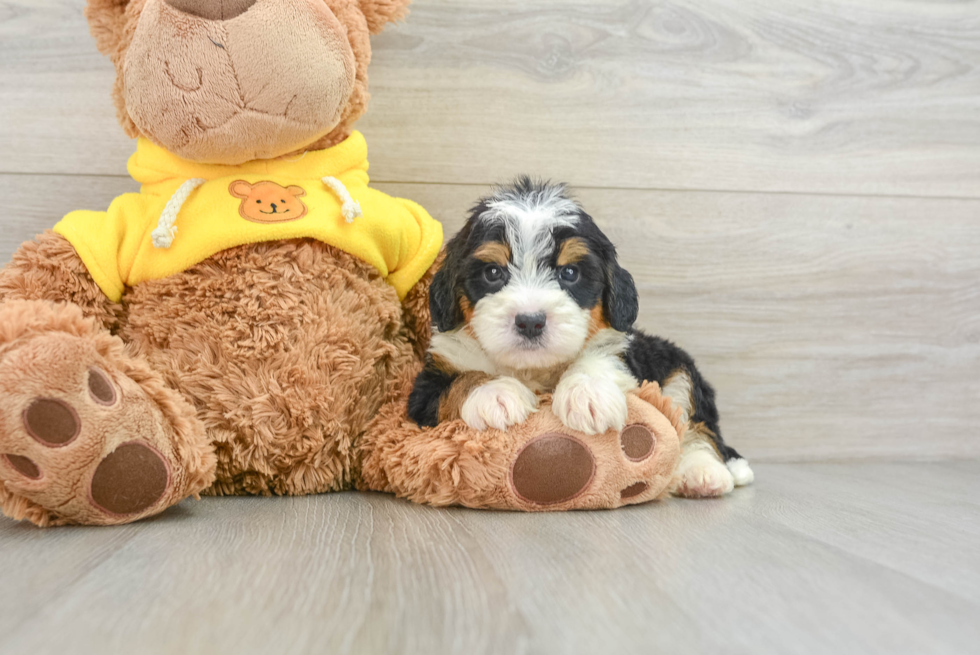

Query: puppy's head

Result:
[431,178,638,370]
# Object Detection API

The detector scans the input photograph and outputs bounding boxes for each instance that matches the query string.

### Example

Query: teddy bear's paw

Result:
[0,331,213,526]
[670,447,736,499]
[505,392,682,510]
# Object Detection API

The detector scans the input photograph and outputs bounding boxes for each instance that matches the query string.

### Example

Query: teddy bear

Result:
[0,0,684,527]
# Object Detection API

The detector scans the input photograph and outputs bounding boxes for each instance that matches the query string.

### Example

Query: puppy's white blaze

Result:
[470,280,590,370]
[483,185,579,281]
[672,442,734,498]
[460,377,539,431]
[553,333,636,435]
[726,458,755,487]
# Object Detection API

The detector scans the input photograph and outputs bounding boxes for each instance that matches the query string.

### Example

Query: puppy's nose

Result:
[515,313,547,339]
[165,0,257,20]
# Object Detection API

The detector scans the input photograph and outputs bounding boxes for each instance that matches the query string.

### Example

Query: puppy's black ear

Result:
[603,263,639,332]
[430,218,474,332]
[429,263,462,333]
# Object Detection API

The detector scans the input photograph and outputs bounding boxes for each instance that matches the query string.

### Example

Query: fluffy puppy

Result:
[408,178,753,498]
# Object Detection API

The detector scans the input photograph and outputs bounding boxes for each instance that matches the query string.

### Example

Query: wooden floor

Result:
[1,2,979,653]
[0,462,976,655]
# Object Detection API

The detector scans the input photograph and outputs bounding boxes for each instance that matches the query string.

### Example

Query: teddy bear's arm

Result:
[399,258,437,359]
[0,231,120,331]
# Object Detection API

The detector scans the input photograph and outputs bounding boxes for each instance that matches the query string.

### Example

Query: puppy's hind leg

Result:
[660,370,737,498]
[671,429,735,498]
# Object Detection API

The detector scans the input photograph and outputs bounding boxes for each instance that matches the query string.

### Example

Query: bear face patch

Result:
[230,180,308,223]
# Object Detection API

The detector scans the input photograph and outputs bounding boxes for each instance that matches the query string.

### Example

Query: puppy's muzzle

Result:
[515,313,547,340]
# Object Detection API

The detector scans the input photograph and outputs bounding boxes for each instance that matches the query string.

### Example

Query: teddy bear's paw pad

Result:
[87,368,118,406]
[620,424,656,462]
[620,481,649,499]
[23,398,82,446]
[615,423,660,503]
[3,454,41,480]
[510,433,596,506]
[89,443,170,516]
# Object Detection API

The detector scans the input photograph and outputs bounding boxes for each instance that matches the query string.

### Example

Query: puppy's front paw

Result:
[553,372,629,435]
[460,377,539,431]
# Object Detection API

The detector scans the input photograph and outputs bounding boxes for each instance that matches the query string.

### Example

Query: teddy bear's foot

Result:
[503,385,682,511]
[358,381,684,511]
[0,301,215,526]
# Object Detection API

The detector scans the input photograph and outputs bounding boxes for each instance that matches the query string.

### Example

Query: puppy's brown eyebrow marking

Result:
[473,241,511,266]
[557,237,590,266]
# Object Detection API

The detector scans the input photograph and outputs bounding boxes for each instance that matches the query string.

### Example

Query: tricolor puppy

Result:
[409,179,753,497]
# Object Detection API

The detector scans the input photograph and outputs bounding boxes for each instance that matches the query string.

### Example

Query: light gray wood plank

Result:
[3,174,979,461]
[0,462,977,655]
[0,521,143,638]
[758,462,980,604]
[1,0,979,197]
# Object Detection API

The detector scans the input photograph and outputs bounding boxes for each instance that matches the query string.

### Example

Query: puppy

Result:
[408,178,753,498]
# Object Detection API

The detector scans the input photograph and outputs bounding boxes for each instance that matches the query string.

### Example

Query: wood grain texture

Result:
[0,462,977,655]
[1,0,979,197]
[5,174,977,461]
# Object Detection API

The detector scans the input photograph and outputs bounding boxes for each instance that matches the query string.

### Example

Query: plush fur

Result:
[0,1,688,525]
[85,0,382,163]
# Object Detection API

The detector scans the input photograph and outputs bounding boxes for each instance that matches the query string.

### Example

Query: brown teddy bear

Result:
[0,0,683,527]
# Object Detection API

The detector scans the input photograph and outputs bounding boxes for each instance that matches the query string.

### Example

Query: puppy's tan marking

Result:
[439,371,494,423]
[557,238,590,266]
[430,353,457,375]
[587,305,611,338]
[473,241,511,267]
[459,296,475,327]
[686,422,724,457]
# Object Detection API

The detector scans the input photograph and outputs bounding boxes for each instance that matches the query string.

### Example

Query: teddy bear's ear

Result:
[229,180,254,199]
[85,0,130,59]
[286,185,307,198]
[359,0,412,35]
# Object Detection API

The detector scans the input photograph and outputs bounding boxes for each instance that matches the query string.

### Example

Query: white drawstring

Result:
[152,178,206,249]
[322,176,362,223]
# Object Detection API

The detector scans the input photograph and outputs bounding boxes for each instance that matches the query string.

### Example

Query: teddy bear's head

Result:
[85,0,410,165]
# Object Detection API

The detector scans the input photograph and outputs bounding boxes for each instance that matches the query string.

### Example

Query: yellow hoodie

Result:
[54,132,443,302]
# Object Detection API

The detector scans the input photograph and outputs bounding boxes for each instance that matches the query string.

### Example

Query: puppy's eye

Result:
[559,266,580,283]
[484,265,505,283]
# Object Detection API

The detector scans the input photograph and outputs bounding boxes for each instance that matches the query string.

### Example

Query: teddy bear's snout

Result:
[165,0,257,21]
